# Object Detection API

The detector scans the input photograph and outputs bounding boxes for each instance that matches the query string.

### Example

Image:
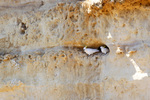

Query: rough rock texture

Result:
[0,0,150,99]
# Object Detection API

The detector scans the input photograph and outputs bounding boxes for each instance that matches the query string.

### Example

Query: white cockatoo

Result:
[83,45,109,55]
[83,46,99,55]
[100,45,109,54]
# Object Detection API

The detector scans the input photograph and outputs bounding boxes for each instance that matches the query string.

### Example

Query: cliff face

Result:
[0,0,150,99]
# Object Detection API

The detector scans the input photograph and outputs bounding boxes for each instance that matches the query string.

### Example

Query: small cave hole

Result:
[95,57,98,60]
[76,15,78,19]
[55,66,57,69]
[95,2,101,7]
[83,44,110,56]
[20,22,27,35]
[69,53,73,57]
[20,30,25,35]
[122,24,126,27]
[28,55,31,59]
[111,6,114,10]
[76,29,79,32]
[79,63,83,66]
[89,63,92,66]
[84,33,88,37]
[61,54,65,57]
[53,56,56,60]
[40,1,44,7]
[65,15,67,20]
[70,15,77,22]
[140,3,142,6]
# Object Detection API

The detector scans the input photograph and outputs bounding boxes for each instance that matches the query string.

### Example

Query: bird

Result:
[83,45,110,55]
[83,46,100,55]
[98,45,110,54]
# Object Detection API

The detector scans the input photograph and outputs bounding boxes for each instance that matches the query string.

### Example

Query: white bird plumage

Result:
[100,46,109,54]
[83,47,99,55]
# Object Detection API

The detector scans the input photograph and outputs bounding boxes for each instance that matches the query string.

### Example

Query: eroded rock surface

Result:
[0,0,150,99]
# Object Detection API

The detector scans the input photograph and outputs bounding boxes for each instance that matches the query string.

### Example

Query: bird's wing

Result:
[84,48,99,55]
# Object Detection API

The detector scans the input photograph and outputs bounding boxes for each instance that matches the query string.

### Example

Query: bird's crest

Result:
[83,46,87,50]
[102,45,106,48]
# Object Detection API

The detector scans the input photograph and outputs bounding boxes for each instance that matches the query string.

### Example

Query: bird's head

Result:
[99,45,110,54]
[83,46,87,50]
[102,45,106,48]
[100,45,107,49]
[99,45,109,51]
